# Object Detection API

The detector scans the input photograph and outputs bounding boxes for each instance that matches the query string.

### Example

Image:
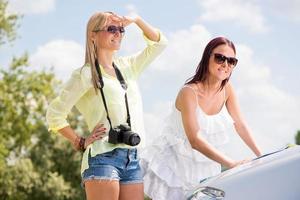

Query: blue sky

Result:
[3,0,300,159]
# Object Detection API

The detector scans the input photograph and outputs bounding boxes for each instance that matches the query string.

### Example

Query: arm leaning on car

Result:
[176,87,248,169]
[225,83,262,157]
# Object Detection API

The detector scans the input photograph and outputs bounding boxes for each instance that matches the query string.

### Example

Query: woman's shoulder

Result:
[71,64,91,79]
[179,84,198,97]
[224,82,234,99]
[182,83,198,91]
[176,84,198,110]
[66,65,92,89]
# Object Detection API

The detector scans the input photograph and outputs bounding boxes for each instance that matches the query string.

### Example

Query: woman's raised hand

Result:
[121,15,139,27]
[106,13,140,27]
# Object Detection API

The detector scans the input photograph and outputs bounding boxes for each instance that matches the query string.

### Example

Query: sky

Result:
[2,0,300,159]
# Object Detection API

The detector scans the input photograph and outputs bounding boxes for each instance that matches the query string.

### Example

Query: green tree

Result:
[0,55,89,200]
[0,0,19,44]
[295,130,300,145]
[0,1,88,199]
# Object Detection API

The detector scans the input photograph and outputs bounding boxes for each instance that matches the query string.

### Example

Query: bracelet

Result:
[79,137,86,152]
[73,136,86,152]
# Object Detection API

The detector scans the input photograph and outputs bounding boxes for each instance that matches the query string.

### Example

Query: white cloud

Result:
[233,44,300,152]
[153,25,211,72]
[7,0,55,15]
[136,25,213,104]
[137,24,213,91]
[30,39,84,81]
[235,45,271,83]
[125,4,139,16]
[198,0,268,33]
[266,0,300,22]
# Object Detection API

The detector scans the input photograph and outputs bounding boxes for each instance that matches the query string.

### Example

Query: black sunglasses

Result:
[213,53,238,67]
[94,25,125,34]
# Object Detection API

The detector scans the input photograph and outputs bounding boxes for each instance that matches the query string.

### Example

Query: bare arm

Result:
[58,126,79,147]
[134,16,160,42]
[226,83,262,157]
[176,86,242,168]
[58,124,106,150]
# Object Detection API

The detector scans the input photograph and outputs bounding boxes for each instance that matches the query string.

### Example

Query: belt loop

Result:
[125,149,130,168]
[88,148,91,158]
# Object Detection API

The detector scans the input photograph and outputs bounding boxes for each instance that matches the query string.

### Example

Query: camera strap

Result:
[94,59,131,129]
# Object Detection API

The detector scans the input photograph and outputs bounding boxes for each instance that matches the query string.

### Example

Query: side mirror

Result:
[189,186,225,200]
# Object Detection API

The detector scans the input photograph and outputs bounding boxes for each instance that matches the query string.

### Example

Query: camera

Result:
[108,124,140,146]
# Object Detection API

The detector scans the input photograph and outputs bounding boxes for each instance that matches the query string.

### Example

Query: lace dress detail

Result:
[140,86,234,200]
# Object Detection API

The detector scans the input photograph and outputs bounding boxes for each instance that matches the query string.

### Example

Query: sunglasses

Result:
[213,53,238,67]
[94,25,125,35]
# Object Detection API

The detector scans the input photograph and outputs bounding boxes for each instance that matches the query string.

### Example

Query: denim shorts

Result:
[81,148,143,186]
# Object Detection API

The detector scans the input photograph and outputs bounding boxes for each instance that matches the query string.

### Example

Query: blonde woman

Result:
[46,12,167,200]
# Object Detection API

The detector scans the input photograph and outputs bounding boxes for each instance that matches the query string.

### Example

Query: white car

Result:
[187,145,300,200]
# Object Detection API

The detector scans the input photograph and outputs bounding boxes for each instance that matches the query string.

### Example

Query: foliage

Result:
[0,0,20,44]
[0,54,89,200]
[0,1,89,198]
[295,130,300,145]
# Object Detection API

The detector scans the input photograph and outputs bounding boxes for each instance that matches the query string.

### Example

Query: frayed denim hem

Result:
[81,176,119,188]
[120,180,143,185]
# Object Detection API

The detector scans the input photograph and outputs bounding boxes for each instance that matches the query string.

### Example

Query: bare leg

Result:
[119,183,144,200]
[85,180,119,200]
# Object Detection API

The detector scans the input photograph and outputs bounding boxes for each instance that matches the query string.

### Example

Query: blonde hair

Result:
[83,11,113,92]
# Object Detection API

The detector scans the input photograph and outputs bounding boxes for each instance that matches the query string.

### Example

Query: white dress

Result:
[140,86,234,200]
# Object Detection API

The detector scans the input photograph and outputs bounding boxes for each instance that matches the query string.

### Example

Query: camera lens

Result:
[128,134,140,146]
[123,132,140,146]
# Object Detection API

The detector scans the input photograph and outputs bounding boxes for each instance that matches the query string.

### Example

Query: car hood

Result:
[187,145,300,200]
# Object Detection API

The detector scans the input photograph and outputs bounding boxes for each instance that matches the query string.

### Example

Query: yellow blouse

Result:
[46,31,168,174]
